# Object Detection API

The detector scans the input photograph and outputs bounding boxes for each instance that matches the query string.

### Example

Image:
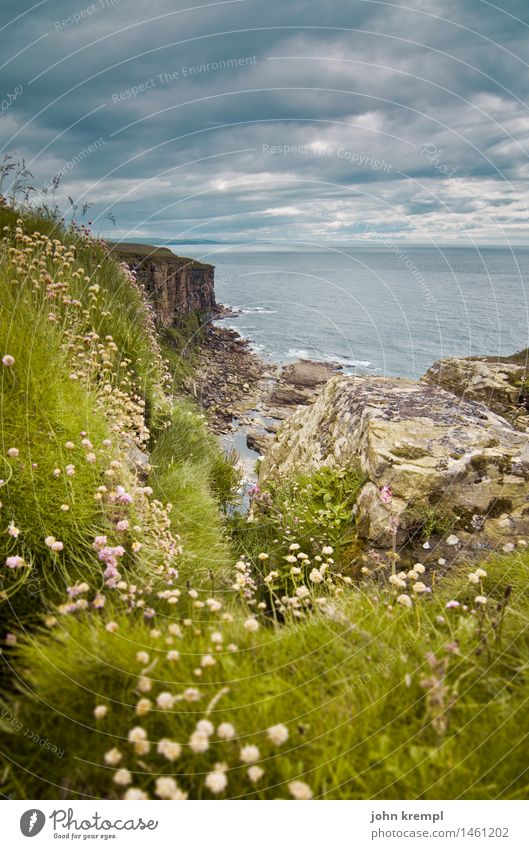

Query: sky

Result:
[1,0,529,244]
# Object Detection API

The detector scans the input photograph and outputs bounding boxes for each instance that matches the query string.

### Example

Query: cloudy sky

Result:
[2,0,529,244]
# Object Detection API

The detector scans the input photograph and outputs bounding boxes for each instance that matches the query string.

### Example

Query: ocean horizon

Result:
[165,242,529,379]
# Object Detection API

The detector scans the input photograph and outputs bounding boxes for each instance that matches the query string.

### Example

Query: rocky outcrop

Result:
[109,243,215,327]
[423,353,529,431]
[260,375,529,548]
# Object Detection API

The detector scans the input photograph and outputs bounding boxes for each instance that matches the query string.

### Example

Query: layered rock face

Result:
[423,354,529,431]
[110,243,215,327]
[260,375,529,547]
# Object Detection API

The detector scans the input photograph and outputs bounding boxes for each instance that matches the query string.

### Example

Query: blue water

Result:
[165,243,529,379]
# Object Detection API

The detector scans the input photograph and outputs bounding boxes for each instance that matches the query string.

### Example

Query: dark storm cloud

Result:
[1,0,529,242]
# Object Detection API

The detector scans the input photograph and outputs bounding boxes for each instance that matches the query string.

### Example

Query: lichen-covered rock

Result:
[422,354,529,431]
[260,375,529,547]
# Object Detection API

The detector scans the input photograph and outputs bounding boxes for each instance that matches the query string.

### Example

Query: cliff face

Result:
[109,243,216,327]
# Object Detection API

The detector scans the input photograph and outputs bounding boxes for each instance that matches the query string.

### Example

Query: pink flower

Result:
[2,355,15,367]
[93,536,108,551]
[5,555,25,568]
[379,485,393,504]
[7,447,19,459]
[446,600,460,609]
[116,520,129,532]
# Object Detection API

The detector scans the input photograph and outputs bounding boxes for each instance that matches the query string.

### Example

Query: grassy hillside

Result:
[1,204,529,800]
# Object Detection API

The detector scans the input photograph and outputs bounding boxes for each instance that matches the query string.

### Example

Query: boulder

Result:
[422,354,529,431]
[260,375,529,547]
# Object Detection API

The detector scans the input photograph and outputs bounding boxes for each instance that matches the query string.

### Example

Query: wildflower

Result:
[210,631,223,644]
[397,594,412,608]
[468,573,479,585]
[475,595,488,605]
[205,769,228,794]
[156,692,175,710]
[289,543,300,551]
[189,731,209,753]
[92,594,106,608]
[136,651,149,665]
[66,464,75,476]
[85,452,97,464]
[7,522,19,538]
[128,726,150,755]
[414,563,425,574]
[446,534,459,546]
[379,486,392,504]
[502,543,514,553]
[285,555,297,564]
[116,519,129,532]
[113,768,132,786]
[240,744,260,764]
[196,719,214,737]
[446,600,460,609]
[201,654,216,668]
[155,777,181,800]
[7,448,19,459]
[2,355,14,367]
[389,575,406,589]
[267,724,289,746]
[183,687,201,702]
[106,622,119,633]
[5,555,25,568]
[60,504,69,511]
[157,739,182,761]
[94,705,108,719]
[167,650,180,662]
[103,748,122,766]
[244,617,259,633]
[295,586,309,598]
[258,552,269,560]
[248,765,264,783]
[124,788,148,800]
[309,568,323,583]
[412,582,428,593]
[217,722,236,740]
[135,699,152,717]
[288,780,313,800]
[475,568,487,578]
[322,545,334,555]
[65,441,75,450]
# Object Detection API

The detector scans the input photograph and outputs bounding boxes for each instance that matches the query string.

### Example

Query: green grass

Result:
[2,553,529,800]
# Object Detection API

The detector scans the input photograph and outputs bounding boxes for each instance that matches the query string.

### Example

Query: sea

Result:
[164,243,529,379]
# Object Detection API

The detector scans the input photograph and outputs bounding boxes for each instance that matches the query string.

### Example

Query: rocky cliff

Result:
[260,374,529,550]
[109,242,215,327]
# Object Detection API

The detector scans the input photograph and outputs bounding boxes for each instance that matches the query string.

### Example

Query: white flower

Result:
[244,617,259,633]
[322,545,333,555]
[167,650,180,662]
[217,722,236,740]
[205,770,228,794]
[124,788,148,800]
[468,573,479,584]
[113,768,132,786]
[414,563,425,574]
[135,699,152,717]
[295,586,309,598]
[412,582,427,593]
[267,724,289,746]
[446,534,459,546]
[196,719,214,737]
[136,651,149,664]
[94,705,108,719]
[201,654,216,668]
[183,687,201,702]
[289,543,300,551]
[210,631,223,644]
[128,726,150,754]
[103,748,122,766]
[389,575,406,589]
[397,594,412,608]
[2,355,15,367]
[502,543,514,553]
[189,731,209,753]
[240,744,260,764]
[248,765,264,783]
[288,780,313,800]
[137,676,152,693]
[155,777,180,799]
[309,569,323,584]
[475,568,487,578]
[157,738,182,761]
[475,595,488,605]
[156,692,175,710]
